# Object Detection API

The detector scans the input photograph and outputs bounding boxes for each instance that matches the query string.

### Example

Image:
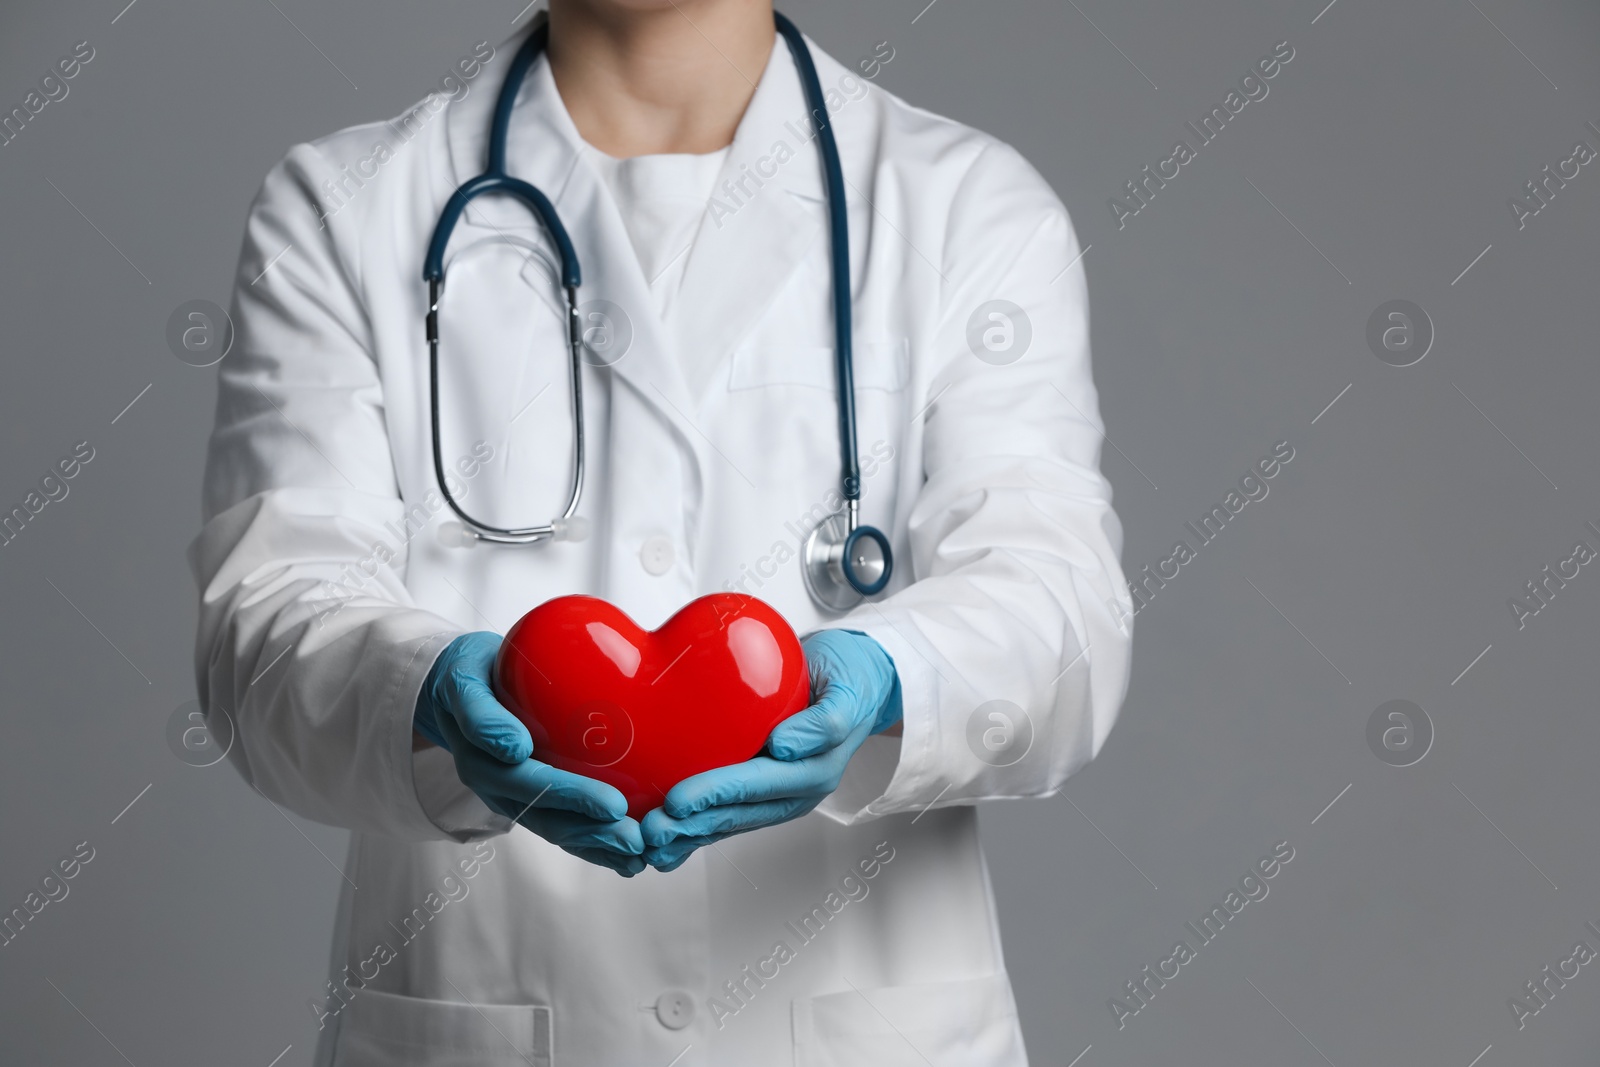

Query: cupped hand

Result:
[417,631,646,876]
[640,629,901,871]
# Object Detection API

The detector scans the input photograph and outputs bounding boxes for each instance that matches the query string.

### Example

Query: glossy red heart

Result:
[493,593,811,820]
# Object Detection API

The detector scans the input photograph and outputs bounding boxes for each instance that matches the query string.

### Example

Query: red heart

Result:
[493,593,811,820]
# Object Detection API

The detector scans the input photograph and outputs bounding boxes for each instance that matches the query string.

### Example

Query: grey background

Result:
[1,0,1596,1063]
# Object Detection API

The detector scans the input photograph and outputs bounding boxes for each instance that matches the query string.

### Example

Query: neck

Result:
[547,0,774,157]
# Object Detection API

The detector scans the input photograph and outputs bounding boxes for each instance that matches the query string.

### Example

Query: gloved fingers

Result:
[673,711,877,818]
[660,756,828,819]
[413,709,451,752]
[644,795,819,849]
[516,806,644,856]
[767,682,863,761]
[518,765,635,822]
[442,716,630,822]
[478,792,534,825]
[639,805,686,847]
[484,793,645,859]
[644,846,701,872]
[473,790,589,832]
[435,650,533,764]
[642,833,723,872]
[564,845,648,877]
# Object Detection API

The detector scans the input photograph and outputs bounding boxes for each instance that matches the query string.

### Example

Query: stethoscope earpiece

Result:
[437,520,477,549]
[550,515,590,543]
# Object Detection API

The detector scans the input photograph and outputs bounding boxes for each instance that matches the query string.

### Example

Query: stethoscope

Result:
[423,12,891,611]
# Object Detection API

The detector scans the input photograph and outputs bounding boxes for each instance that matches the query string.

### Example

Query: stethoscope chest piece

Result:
[802,512,893,612]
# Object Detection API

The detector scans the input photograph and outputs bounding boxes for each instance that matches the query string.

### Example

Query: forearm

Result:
[193,489,471,840]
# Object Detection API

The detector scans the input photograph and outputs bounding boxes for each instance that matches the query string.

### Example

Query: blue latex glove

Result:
[639,629,902,872]
[416,632,646,876]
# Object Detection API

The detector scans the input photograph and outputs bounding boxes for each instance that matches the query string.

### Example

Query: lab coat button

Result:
[640,535,675,576]
[654,989,695,1029]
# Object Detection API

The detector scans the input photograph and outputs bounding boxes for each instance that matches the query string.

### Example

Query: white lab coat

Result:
[191,18,1131,1067]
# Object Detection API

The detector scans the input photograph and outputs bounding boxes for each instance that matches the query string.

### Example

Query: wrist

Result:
[413,684,449,751]
[414,631,492,752]
[830,628,902,735]
[874,667,904,735]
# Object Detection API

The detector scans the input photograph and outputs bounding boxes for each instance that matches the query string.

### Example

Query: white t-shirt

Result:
[585,143,730,394]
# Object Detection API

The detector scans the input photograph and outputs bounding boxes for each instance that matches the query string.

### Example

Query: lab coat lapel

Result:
[441,21,700,457]
[673,35,826,397]
[442,19,576,242]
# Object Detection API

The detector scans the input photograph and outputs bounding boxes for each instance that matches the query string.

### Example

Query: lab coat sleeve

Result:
[189,143,508,843]
[814,139,1134,823]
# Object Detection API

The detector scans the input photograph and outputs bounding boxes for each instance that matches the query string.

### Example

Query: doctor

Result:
[192,0,1132,1063]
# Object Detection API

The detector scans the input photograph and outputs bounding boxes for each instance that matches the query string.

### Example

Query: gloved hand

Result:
[416,631,646,876]
[639,629,902,872]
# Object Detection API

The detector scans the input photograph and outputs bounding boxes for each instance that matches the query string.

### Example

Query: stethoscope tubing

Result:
[427,277,586,544]
[423,11,882,577]
[773,13,861,510]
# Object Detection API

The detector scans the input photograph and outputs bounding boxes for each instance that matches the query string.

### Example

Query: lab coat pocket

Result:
[792,973,1027,1067]
[724,337,910,504]
[332,987,553,1067]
